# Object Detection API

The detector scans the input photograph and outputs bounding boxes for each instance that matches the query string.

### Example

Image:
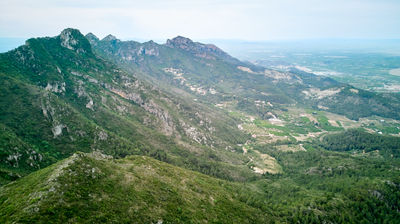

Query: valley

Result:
[214,40,400,93]
[0,28,399,223]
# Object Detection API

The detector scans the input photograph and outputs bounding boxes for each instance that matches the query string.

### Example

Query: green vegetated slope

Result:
[0,74,139,185]
[0,28,254,184]
[319,128,400,157]
[0,28,400,223]
[0,152,267,224]
[253,147,400,223]
[1,149,399,223]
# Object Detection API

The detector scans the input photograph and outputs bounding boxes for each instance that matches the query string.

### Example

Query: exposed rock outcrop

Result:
[59,28,92,54]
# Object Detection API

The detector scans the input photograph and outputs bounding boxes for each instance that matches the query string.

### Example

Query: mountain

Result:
[0,28,255,184]
[90,33,400,121]
[0,28,399,223]
[2,149,399,223]
[2,151,399,223]
[165,36,241,64]
[0,152,267,223]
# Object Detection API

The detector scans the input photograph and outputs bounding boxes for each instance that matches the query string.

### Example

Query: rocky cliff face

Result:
[165,36,194,50]
[59,28,92,54]
[87,34,160,62]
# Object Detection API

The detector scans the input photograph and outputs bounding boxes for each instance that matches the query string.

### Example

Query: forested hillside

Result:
[0,28,399,223]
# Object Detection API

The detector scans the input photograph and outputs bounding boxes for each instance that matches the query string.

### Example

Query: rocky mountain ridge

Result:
[0,28,399,223]
[0,151,267,223]
[0,28,253,185]
[90,31,400,121]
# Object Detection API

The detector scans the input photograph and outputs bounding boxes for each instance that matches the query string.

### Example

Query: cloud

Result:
[1,0,399,40]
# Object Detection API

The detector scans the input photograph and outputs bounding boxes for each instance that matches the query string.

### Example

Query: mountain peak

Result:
[165,35,238,62]
[101,34,118,42]
[85,32,99,44]
[166,36,194,49]
[59,28,91,53]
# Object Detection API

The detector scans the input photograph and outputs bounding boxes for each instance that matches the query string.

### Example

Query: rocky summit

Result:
[166,36,238,62]
[59,28,92,54]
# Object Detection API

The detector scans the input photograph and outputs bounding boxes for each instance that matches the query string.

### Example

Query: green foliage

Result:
[1,28,400,223]
[319,129,400,157]
[253,145,400,223]
[315,113,343,131]
[3,151,398,223]
[0,153,268,223]
[254,118,320,136]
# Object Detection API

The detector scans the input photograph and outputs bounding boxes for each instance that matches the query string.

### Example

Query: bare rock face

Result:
[102,34,118,42]
[60,29,79,50]
[97,35,160,61]
[166,36,236,62]
[142,41,160,56]
[166,36,194,50]
[45,82,66,93]
[59,28,91,54]
[52,124,66,137]
[110,88,175,136]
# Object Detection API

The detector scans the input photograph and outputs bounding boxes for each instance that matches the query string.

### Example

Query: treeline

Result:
[252,144,400,223]
[319,129,400,157]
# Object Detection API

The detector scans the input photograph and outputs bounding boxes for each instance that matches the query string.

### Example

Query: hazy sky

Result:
[1,0,400,41]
